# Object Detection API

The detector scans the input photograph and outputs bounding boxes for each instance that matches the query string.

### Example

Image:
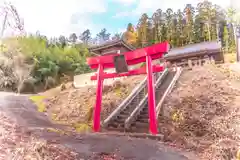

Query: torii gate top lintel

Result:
[87,41,169,69]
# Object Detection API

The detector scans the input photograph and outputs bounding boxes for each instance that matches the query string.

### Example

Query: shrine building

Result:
[88,39,135,56]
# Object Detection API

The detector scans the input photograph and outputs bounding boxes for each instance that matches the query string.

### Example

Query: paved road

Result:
[0,92,194,160]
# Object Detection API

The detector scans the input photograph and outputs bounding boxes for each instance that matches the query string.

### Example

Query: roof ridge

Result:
[88,39,135,51]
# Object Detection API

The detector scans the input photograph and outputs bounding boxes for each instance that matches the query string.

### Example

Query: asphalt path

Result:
[0,92,194,160]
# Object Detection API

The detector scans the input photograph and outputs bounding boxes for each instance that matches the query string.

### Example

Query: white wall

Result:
[73,68,126,88]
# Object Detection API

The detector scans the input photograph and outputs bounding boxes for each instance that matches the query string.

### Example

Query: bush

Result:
[0,36,91,92]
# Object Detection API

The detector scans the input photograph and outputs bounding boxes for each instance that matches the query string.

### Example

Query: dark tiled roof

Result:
[165,41,222,58]
[88,39,135,51]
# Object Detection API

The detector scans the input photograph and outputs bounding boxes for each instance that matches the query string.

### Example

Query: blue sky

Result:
[1,0,234,38]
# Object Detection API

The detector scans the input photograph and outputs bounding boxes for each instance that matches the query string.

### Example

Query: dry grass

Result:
[224,53,236,63]
[215,63,240,82]
[42,75,145,132]
[161,65,240,159]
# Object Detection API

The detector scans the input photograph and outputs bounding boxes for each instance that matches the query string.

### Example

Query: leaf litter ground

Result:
[161,64,240,160]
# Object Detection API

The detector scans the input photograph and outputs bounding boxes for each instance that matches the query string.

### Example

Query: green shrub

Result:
[1,36,91,92]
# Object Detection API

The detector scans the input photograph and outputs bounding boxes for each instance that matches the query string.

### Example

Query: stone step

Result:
[116,114,129,119]
[137,114,149,120]
[140,110,148,116]
[119,110,131,116]
[137,118,149,123]
[107,125,125,132]
[135,121,149,128]
[129,125,149,133]
[114,118,125,123]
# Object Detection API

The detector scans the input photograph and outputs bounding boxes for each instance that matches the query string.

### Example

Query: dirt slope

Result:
[41,75,145,132]
[160,65,240,159]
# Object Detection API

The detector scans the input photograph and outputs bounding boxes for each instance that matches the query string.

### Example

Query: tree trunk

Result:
[207,23,211,41]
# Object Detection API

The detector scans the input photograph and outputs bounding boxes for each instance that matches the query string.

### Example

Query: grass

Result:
[73,123,91,133]
[46,128,69,135]
[224,53,237,63]
[29,95,47,112]
[29,95,93,133]
[171,109,184,123]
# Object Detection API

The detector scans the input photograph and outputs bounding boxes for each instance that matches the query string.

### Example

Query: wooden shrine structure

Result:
[164,41,224,65]
[88,39,135,56]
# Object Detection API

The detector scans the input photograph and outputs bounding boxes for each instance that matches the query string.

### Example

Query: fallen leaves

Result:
[161,66,240,159]
[0,112,78,160]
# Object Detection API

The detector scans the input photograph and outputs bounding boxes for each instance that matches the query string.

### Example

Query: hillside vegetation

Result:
[0,36,91,93]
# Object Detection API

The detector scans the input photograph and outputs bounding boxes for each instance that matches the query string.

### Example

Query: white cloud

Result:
[0,0,233,38]
[113,11,132,18]
[112,0,137,5]
[69,15,105,36]
[230,0,240,12]
[0,0,106,37]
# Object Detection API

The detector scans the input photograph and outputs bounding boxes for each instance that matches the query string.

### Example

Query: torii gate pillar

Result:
[146,55,158,134]
[93,64,104,132]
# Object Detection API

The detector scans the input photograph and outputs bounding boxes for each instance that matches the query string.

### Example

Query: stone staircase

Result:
[102,67,182,133]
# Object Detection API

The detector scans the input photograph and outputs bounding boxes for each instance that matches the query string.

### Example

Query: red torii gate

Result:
[87,41,170,134]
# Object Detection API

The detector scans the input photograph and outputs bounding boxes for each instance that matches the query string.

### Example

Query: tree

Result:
[184,4,195,43]
[165,8,174,44]
[127,23,134,32]
[146,19,155,45]
[227,7,237,47]
[97,28,111,43]
[152,9,165,43]
[170,12,178,47]
[196,1,219,41]
[121,0,235,50]
[69,33,78,44]
[58,35,67,48]
[80,29,91,44]
[175,9,185,46]
[136,13,149,47]
[122,23,137,44]
[112,33,122,40]
[222,23,229,51]
[194,14,205,42]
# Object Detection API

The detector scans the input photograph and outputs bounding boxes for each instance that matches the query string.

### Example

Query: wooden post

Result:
[93,64,104,132]
[188,59,192,70]
[146,55,158,134]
